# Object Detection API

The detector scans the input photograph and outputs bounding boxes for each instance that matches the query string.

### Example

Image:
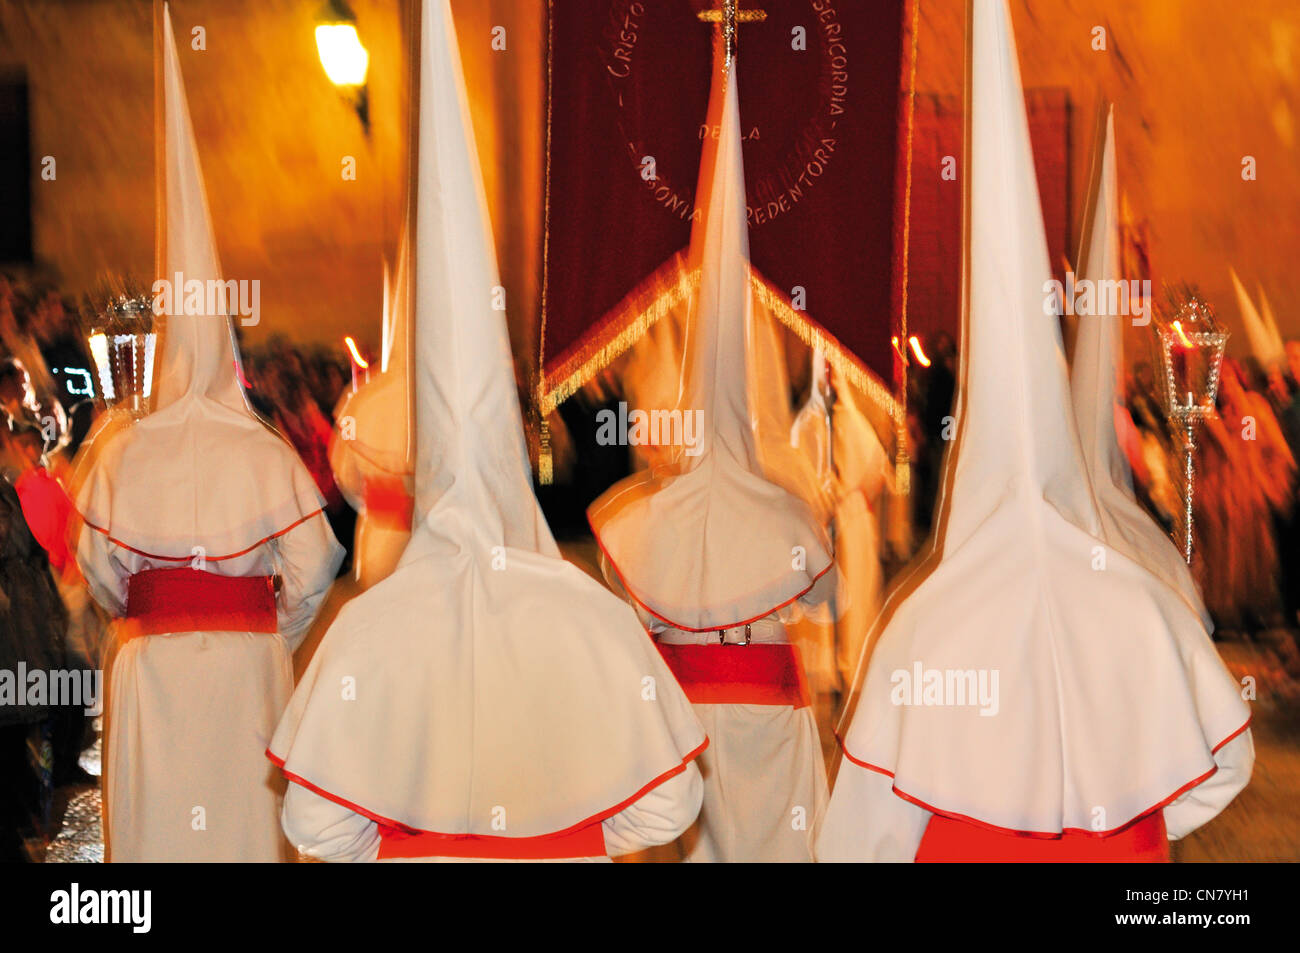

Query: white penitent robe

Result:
[606,571,829,863]
[788,370,890,697]
[817,0,1252,863]
[271,0,708,865]
[663,625,827,863]
[71,4,345,862]
[76,445,341,862]
[588,36,834,862]
[280,759,703,864]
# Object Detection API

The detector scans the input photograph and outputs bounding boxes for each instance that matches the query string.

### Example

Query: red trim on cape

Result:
[77,507,326,563]
[267,737,708,855]
[834,716,1252,840]
[588,515,834,633]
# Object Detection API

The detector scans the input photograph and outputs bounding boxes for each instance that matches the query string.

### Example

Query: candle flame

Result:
[908,335,931,367]
[344,335,369,369]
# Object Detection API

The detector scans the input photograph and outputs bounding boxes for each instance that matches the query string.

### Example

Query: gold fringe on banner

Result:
[748,271,901,423]
[536,252,901,425]
[537,252,697,417]
[536,0,556,479]
[894,0,922,500]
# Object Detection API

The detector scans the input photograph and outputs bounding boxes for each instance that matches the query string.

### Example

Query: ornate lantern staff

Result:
[1155,290,1227,564]
[86,287,158,419]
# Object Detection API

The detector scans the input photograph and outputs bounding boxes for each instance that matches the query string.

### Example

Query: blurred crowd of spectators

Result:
[907,328,1300,642]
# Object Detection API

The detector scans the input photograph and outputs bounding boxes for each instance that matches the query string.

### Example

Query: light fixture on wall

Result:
[315,0,370,135]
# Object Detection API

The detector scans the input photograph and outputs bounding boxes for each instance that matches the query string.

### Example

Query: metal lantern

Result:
[1156,291,1228,564]
[87,293,158,418]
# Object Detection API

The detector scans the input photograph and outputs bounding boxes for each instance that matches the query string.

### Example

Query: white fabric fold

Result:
[1070,107,1211,628]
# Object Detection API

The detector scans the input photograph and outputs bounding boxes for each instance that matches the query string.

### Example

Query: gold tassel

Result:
[886,416,913,559]
[538,417,553,485]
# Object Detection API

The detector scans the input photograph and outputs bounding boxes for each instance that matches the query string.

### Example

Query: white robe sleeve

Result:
[271,513,344,651]
[328,434,367,515]
[815,760,931,862]
[601,762,703,857]
[74,523,129,618]
[281,782,381,863]
[1163,729,1255,840]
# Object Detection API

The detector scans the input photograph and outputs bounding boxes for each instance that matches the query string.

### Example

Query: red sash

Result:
[657,643,810,708]
[364,476,414,530]
[124,568,277,637]
[377,821,607,860]
[916,810,1170,863]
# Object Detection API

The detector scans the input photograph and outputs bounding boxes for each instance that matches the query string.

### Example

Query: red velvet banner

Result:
[540,0,907,409]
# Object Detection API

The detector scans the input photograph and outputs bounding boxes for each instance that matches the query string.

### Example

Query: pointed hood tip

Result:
[153,3,247,415]
[949,0,1094,542]
[1230,266,1283,366]
[1070,110,1211,626]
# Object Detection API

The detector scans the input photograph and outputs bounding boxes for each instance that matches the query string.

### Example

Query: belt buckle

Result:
[718,623,752,646]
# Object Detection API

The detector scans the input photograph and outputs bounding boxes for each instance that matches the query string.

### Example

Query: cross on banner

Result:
[697,0,768,71]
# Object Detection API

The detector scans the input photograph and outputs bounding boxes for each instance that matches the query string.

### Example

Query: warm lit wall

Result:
[914,0,1300,356]
[0,0,544,365]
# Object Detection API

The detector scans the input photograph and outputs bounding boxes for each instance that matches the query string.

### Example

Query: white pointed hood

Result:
[588,42,833,631]
[1070,108,1211,628]
[74,3,329,561]
[837,0,1249,838]
[270,0,705,839]
[330,216,415,500]
[153,6,246,413]
[1230,268,1284,368]
[1256,283,1285,369]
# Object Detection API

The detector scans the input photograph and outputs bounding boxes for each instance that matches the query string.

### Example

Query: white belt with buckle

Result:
[656,617,788,646]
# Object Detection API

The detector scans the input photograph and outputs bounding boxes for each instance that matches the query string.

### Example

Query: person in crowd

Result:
[266,361,354,576]
[5,421,97,784]
[0,475,69,861]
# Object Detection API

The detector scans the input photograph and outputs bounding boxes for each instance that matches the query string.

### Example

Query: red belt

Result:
[377,822,607,860]
[916,811,1170,863]
[364,476,414,530]
[124,568,277,636]
[657,643,810,708]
